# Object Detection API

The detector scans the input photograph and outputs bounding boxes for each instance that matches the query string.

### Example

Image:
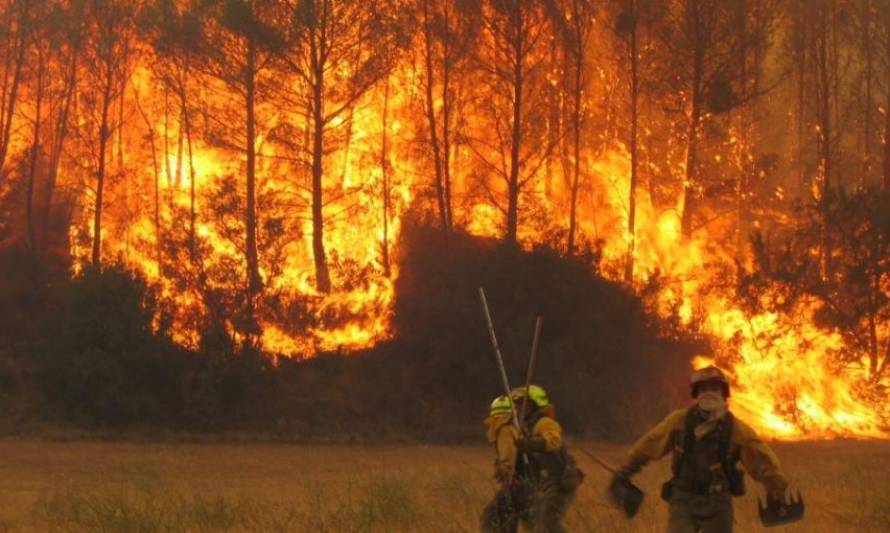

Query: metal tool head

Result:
[758,491,805,527]
[609,475,644,518]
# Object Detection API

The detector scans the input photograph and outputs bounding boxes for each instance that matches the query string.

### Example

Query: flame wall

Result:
[5,0,885,439]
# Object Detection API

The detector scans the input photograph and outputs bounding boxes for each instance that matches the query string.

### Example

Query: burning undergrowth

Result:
[2,225,696,440]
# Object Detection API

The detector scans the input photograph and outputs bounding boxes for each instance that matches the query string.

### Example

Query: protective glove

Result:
[759,488,805,527]
[766,487,787,504]
[608,472,644,518]
[516,436,548,453]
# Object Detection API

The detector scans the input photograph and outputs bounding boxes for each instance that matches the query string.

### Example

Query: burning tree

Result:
[750,189,890,384]
[142,0,203,263]
[416,0,478,238]
[0,0,888,437]
[73,0,137,267]
[654,0,777,238]
[0,0,30,186]
[471,0,555,246]
[190,0,282,332]
[547,0,597,259]
[274,0,401,293]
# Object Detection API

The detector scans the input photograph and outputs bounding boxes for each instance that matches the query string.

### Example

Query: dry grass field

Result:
[0,438,887,532]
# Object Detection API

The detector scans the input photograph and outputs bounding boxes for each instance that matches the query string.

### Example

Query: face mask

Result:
[697,390,726,412]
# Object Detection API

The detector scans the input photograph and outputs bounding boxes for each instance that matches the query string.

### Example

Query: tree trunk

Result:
[796,9,806,185]
[245,35,261,308]
[884,21,890,192]
[92,62,115,267]
[148,111,162,271]
[26,46,46,251]
[567,23,583,258]
[0,14,25,182]
[867,273,879,381]
[422,0,449,236]
[735,0,748,260]
[545,30,559,198]
[884,88,890,192]
[441,33,454,233]
[42,46,78,250]
[174,111,184,188]
[862,0,873,181]
[380,75,391,277]
[164,89,173,187]
[137,91,162,271]
[182,89,197,262]
[117,78,128,257]
[817,5,832,275]
[625,9,639,282]
[681,0,704,238]
[505,3,523,246]
[681,70,702,238]
[311,34,332,293]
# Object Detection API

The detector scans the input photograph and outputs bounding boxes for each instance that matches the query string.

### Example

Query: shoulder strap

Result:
[672,408,698,478]
[683,408,697,454]
[718,411,737,476]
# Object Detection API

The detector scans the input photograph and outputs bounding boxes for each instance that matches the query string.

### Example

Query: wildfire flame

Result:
[52,8,886,440]
[584,147,889,439]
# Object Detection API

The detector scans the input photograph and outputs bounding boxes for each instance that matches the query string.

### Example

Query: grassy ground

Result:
[0,439,887,532]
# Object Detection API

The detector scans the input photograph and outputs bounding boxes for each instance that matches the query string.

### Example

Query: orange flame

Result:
[62,39,887,440]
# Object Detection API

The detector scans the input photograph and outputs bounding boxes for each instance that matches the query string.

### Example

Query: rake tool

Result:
[478,286,538,472]
[517,316,543,424]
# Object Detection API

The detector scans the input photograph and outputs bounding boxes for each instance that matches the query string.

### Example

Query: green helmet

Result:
[510,384,550,408]
[489,395,514,416]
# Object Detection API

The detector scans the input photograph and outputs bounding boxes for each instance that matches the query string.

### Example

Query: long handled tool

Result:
[578,449,621,475]
[517,316,543,423]
[578,448,644,518]
[479,287,531,469]
[479,287,522,433]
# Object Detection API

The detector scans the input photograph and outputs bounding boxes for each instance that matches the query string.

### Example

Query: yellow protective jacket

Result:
[485,413,519,475]
[627,408,789,497]
[484,405,564,477]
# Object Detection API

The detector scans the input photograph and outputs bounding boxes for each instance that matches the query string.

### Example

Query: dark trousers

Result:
[666,489,734,533]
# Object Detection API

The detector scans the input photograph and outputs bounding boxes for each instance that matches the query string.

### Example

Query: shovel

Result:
[758,491,805,527]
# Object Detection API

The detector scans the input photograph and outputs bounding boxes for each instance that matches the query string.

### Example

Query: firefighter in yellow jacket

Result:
[612,366,795,533]
[481,385,583,533]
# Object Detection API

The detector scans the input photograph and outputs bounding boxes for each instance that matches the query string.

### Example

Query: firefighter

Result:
[611,366,793,533]
[481,385,583,533]
[481,394,521,533]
